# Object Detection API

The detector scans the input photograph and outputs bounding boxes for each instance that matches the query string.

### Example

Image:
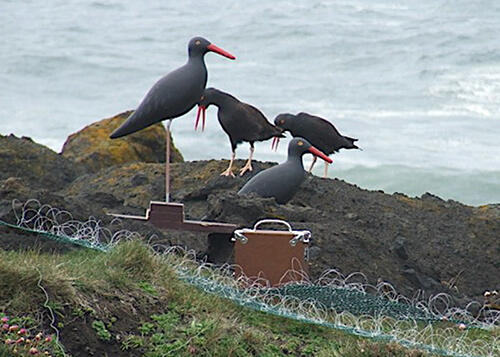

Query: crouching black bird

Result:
[238,137,332,204]
[197,88,284,177]
[274,112,359,177]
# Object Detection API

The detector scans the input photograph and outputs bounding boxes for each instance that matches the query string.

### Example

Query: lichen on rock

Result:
[61,111,183,174]
[0,134,81,189]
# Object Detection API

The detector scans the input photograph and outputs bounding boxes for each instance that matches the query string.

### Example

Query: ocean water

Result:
[1,0,499,205]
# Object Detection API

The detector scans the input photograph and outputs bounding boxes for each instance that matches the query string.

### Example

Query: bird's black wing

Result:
[111,64,205,138]
[237,103,282,141]
[295,113,357,153]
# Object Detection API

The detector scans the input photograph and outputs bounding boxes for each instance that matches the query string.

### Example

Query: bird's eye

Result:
[195,40,201,45]
[280,119,284,124]
[298,141,304,146]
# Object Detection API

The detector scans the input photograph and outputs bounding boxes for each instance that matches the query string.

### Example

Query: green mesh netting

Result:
[0,219,109,252]
[268,284,435,321]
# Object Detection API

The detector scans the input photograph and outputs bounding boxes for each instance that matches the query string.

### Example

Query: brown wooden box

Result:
[233,220,310,287]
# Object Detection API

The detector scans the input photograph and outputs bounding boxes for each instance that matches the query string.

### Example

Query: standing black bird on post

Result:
[274,112,359,178]
[238,137,332,204]
[109,37,235,202]
[197,88,284,177]
[110,37,235,139]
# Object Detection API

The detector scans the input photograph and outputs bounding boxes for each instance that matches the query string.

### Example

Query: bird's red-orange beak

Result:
[271,137,280,151]
[308,146,333,163]
[195,105,206,131]
[207,44,236,60]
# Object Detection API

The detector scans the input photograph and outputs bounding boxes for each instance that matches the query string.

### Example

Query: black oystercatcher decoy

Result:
[197,88,284,177]
[274,112,359,177]
[109,37,235,202]
[238,137,332,204]
[110,37,235,139]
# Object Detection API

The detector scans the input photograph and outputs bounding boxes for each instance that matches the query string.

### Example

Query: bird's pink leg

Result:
[220,152,236,177]
[239,145,255,176]
[324,161,329,178]
[194,106,202,131]
[308,156,317,173]
[271,137,280,151]
[202,106,206,131]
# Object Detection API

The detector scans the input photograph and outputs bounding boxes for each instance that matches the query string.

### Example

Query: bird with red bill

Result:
[110,37,235,139]
[238,137,332,204]
[109,36,235,202]
[274,112,359,178]
[196,88,284,177]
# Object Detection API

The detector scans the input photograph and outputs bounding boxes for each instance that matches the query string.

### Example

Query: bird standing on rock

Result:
[238,137,332,204]
[110,37,235,139]
[197,88,284,177]
[274,112,359,178]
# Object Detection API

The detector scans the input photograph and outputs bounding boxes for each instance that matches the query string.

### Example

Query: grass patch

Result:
[0,239,496,356]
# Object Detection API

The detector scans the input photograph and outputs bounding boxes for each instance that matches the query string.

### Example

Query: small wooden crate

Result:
[233,220,310,287]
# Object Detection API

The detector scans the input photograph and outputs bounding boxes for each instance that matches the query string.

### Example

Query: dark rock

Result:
[0,128,498,302]
[307,246,322,259]
[402,267,441,291]
[421,192,444,202]
[402,267,424,289]
[82,191,123,207]
[131,173,149,186]
[391,236,409,260]
[0,200,14,221]
[0,134,83,190]
[0,224,84,253]
[207,233,234,264]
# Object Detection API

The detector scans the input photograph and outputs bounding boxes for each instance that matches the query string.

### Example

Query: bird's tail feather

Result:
[342,136,360,150]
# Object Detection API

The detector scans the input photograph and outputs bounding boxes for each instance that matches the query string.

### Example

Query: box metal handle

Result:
[233,219,311,247]
[233,230,249,244]
[253,219,292,231]
[289,230,311,247]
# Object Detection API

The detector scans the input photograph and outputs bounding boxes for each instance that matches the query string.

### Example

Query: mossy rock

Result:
[0,134,80,189]
[61,111,183,174]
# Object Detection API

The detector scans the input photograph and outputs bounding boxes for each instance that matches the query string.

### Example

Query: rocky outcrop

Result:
[0,134,84,228]
[0,115,498,304]
[61,111,183,174]
[0,134,82,189]
[52,157,500,301]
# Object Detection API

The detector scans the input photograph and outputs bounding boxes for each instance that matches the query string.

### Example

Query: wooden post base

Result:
[109,201,237,234]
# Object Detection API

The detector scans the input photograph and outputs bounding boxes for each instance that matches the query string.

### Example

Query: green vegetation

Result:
[92,320,112,341]
[0,240,494,356]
